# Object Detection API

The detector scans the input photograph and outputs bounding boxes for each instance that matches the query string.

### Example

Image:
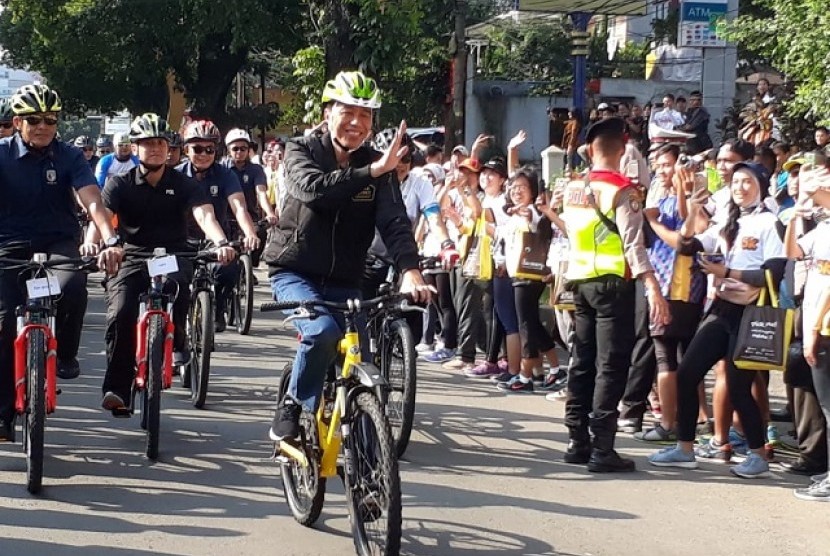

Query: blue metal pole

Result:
[570,11,592,114]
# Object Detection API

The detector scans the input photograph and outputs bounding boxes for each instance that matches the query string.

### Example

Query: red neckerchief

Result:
[588,169,631,188]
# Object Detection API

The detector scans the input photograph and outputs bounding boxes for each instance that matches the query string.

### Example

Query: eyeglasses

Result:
[23,115,59,126]
[0,122,13,129]
[190,145,216,155]
[231,146,249,153]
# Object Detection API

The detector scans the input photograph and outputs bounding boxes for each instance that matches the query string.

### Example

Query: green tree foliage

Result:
[725,0,829,120]
[0,0,303,126]
[479,18,572,85]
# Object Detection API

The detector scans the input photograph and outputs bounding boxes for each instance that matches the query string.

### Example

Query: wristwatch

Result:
[216,239,229,248]
[104,235,122,248]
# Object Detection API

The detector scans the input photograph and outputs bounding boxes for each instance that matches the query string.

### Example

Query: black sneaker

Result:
[587,449,637,473]
[215,312,226,333]
[490,371,516,384]
[539,368,568,392]
[57,357,80,380]
[269,401,301,441]
[563,440,591,464]
[173,350,191,367]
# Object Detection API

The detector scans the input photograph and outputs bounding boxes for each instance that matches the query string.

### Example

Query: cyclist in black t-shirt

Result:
[86,113,237,415]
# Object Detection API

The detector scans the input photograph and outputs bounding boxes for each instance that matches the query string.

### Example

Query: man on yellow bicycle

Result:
[262,70,433,441]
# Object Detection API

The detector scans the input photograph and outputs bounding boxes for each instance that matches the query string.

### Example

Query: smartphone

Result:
[693,172,708,195]
[625,160,640,181]
[697,252,725,265]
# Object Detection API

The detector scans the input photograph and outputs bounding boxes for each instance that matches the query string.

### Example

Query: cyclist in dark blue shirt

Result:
[222,128,278,268]
[176,120,260,332]
[0,84,123,440]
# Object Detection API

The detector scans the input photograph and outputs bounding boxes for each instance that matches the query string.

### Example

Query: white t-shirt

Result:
[400,172,436,223]
[108,157,138,179]
[695,209,784,270]
[798,219,830,338]
[650,108,685,133]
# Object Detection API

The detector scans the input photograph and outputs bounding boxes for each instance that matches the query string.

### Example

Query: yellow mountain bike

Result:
[261,293,407,556]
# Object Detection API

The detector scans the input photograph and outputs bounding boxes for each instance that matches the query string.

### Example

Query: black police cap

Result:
[585,117,626,144]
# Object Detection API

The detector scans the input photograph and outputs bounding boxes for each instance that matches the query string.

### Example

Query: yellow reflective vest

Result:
[562,171,633,281]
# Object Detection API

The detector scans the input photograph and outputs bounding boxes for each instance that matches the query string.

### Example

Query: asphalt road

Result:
[1,272,828,556]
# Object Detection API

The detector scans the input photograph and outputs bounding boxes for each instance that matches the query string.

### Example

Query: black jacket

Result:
[263,132,420,288]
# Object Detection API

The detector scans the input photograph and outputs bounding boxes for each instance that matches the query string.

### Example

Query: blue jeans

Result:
[270,271,363,412]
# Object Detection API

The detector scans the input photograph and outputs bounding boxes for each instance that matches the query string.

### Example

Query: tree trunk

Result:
[181,33,249,129]
[323,0,356,78]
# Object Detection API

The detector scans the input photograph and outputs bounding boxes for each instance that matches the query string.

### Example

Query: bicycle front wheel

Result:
[189,290,213,408]
[236,253,254,335]
[25,329,46,494]
[383,319,416,458]
[344,392,401,556]
[277,364,326,526]
[144,314,164,460]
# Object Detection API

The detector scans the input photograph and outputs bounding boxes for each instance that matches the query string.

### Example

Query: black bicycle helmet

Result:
[372,127,413,152]
[96,136,113,149]
[169,132,183,148]
[0,98,13,122]
[73,135,93,149]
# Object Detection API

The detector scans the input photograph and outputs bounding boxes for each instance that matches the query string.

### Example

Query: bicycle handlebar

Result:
[0,256,100,272]
[123,242,241,264]
[261,292,416,314]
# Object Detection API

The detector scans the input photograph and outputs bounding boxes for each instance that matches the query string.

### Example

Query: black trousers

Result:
[104,258,193,401]
[810,337,830,471]
[424,271,458,350]
[565,276,636,440]
[675,300,765,449]
[514,281,556,359]
[453,268,488,363]
[213,260,238,317]
[0,239,88,423]
[787,340,828,468]
[619,279,656,420]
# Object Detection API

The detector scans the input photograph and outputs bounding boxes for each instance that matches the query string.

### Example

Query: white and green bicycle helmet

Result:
[321,71,382,109]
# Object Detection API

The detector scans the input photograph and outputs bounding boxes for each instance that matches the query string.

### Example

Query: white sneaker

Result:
[415,343,434,354]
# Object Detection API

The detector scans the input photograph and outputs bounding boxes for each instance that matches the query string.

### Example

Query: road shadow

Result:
[0,538,183,556]
[402,517,584,556]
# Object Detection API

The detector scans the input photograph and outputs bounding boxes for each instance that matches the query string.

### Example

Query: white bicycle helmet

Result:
[225,128,252,147]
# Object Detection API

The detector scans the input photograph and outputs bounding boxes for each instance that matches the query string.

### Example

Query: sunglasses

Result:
[0,122,13,129]
[23,115,59,126]
[231,146,249,153]
[190,145,216,155]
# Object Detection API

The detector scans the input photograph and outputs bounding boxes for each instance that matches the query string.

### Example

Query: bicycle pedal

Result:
[111,407,132,418]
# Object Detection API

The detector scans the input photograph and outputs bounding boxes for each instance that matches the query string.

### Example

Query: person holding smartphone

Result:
[649,162,786,478]
[634,144,707,442]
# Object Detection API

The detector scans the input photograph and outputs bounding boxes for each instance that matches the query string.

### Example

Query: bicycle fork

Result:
[134,310,176,390]
[13,324,58,415]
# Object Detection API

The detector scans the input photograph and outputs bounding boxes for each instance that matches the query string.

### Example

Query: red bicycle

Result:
[116,247,220,460]
[0,250,96,493]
